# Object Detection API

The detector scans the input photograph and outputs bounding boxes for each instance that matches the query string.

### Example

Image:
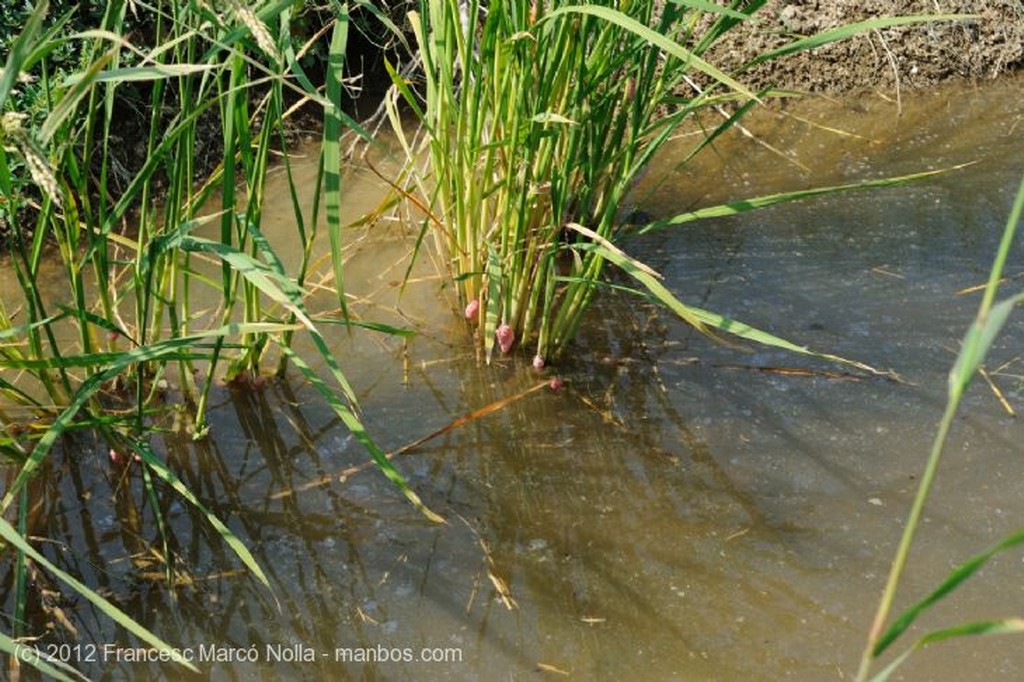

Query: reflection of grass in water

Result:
[858,174,1024,681]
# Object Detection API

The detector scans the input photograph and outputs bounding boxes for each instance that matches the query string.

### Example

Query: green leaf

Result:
[872,619,1024,682]
[671,0,751,20]
[638,165,973,233]
[742,15,979,72]
[40,50,114,143]
[72,63,219,83]
[171,234,315,328]
[0,0,48,111]
[0,517,198,674]
[130,441,271,589]
[532,112,577,125]
[874,526,1024,657]
[279,346,445,523]
[323,8,350,318]
[484,246,503,364]
[568,222,891,376]
[542,5,758,101]
[948,294,1024,399]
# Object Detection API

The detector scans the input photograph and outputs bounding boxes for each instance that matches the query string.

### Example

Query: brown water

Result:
[5,78,1024,680]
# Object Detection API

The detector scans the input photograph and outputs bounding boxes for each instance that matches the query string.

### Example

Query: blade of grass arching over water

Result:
[873,619,1024,682]
[0,517,199,674]
[637,165,975,234]
[278,345,445,523]
[168,230,361,405]
[568,223,893,376]
[685,304,901,379]
[874,524,1024,661]
[168,234,316,328]
[167,229,427,515]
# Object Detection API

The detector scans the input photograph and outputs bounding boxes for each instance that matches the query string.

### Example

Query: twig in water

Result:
[270,380,554,499]
[979,367,1016,417]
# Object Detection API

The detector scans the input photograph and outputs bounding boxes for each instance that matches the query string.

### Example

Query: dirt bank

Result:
[707,1,1024,94]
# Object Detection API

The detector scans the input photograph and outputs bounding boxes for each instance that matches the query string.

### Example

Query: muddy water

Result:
[7,78,1024,680]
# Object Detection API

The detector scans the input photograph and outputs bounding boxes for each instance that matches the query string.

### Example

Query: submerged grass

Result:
[387,0,973,366]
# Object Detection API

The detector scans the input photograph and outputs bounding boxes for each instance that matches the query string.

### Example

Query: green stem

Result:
[856,396,959,681]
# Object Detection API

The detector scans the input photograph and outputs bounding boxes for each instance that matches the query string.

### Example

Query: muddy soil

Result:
[707,0,1024,94]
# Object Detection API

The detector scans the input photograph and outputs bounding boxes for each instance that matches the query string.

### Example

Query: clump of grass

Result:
[0,2,436,677]
[387,1,973,366]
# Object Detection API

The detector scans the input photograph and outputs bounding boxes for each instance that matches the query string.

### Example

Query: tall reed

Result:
[388,1,972,366]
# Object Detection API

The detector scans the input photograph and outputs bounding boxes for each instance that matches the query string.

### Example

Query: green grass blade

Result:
[568,222,707,333]
[0,630,88,681]
[0,517,198,673]
[569,222,891,376]
[873,620,1024,682]
[129,440,271,589]
[673,0,751,20]
[384,56,427,122]
[314,317,416,337]
[948,293,1024,399]
[167,221,422,515]
[874,527,1024,657]
[0,0,48,110]
[323,7,350,318]
[858,173,1024,681]
[77,63,220,82]
[542,5,758,101]
[916,618,1024,647]
[484,246,503,363]
[279,345,445,523]
[39,50,114,144]
[686,304,897,378]
[978,173,1024,313]
[171,233,315,328]
[168,226,364,405]
[742,15,979,72]
[638,165,973,233]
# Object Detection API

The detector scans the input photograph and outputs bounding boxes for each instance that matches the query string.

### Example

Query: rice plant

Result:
[857,173,1024,682]
[0,2,434,676]
[386,0,972,366]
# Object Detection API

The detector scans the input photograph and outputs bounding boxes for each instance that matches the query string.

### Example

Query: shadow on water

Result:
[4,78,1024,680]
